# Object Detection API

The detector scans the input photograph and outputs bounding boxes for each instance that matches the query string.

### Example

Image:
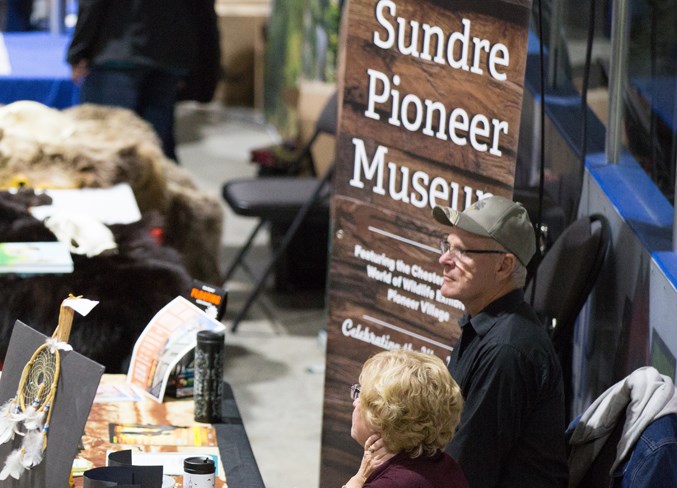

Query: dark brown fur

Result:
[0,190,192,373]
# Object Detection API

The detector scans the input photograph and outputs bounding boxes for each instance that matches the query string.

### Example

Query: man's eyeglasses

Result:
[350,384,360,400]
[440,239,507,260]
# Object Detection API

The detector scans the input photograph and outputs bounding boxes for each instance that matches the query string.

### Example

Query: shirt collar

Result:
[464,288,525,336]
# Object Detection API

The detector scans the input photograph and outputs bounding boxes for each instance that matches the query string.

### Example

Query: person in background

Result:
[343,348,468,488]
[432,195,568,487]
[66,0,218,162]
[2,0,32,31]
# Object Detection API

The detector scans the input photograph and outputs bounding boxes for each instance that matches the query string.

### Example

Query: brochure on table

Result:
[127,296,226,403]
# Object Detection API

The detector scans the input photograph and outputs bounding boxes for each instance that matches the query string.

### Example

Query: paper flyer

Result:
[127,296,226,402]
[30,183,142,225]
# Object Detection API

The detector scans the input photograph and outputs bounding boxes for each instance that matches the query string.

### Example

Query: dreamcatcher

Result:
[0,295,98,480]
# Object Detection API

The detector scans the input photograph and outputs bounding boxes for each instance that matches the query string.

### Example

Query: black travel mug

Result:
[193,330,225,423]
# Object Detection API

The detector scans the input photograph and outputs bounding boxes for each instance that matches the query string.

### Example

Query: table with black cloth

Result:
[0,32,79,108]
[216,381,266,488]
[78,375,265,488]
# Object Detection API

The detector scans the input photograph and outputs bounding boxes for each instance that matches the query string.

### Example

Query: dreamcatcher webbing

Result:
[19,302,74,443]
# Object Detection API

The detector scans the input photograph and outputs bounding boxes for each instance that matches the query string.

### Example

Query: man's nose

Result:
[439,252,455,267]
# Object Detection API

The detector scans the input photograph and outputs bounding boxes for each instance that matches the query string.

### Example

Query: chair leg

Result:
[222,220,266,284]
[230,167,334,332]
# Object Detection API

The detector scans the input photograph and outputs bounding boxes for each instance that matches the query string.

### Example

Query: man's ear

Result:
[496,253,516,279]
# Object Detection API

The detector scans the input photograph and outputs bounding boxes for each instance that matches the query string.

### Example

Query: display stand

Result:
[0,320,104,487]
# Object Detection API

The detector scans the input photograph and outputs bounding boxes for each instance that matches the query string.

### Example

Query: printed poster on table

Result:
[109,423,217,446]
[321,0,534,485]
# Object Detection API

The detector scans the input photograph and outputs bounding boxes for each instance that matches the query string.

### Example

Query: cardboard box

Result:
[215,1,270,108]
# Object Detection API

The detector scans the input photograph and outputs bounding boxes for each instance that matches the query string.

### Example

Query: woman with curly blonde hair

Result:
[343,348,468,487]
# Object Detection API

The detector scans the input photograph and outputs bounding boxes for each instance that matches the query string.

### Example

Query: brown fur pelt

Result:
[0,101,223,284]
[0,189,193,373]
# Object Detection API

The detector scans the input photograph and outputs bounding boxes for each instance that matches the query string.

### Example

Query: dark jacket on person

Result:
[66,0,199,75]
[447,289,569,487]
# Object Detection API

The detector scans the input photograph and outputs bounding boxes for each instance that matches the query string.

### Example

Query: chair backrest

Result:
[316,91,339,136]
[290,90,338,177]
[525,213,610,419]
[525,214,609,336]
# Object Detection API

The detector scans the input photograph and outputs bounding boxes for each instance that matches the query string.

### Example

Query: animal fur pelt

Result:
[0,101,223,284]
[0,189,192,373]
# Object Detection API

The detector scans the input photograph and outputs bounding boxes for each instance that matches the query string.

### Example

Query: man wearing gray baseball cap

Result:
[433,195,568,487]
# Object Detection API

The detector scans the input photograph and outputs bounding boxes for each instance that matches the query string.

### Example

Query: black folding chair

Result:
[221,92,338,331]
[525,214,610,420]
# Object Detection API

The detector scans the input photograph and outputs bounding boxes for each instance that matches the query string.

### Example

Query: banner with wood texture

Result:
[321,0,533,485]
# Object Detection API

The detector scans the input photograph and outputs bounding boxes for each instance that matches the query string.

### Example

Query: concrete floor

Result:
[176,102,325,488]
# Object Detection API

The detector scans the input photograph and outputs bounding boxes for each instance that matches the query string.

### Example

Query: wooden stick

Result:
[55,300,75,343]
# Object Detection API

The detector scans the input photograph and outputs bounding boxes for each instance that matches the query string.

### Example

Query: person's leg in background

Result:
[138,68,181,162]
[79,66,180,162]
[80,66,141,113]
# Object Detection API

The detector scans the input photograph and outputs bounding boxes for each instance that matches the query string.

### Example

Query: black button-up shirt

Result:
[446,289,568,487]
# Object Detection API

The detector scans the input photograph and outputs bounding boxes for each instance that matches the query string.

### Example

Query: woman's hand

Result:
[342,434,394,487]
